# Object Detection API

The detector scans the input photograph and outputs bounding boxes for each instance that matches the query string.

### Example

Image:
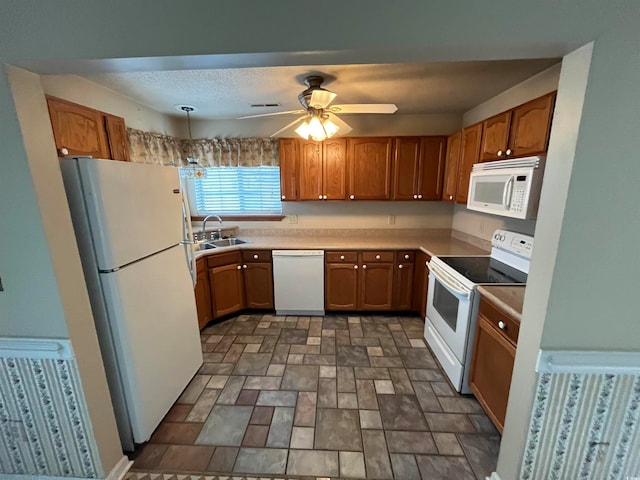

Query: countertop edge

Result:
[477,285,525,322]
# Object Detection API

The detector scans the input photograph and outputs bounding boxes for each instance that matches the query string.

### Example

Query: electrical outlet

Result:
[288,215,298,224]
[388,215,395,225]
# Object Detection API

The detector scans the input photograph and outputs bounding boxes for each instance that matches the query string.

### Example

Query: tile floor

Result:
[130,314,500,479]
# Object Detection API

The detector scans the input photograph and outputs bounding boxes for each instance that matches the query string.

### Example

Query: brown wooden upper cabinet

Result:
[442,132,462,202]
[298,138,347,200]
[347,137,393,200]
[278,138,298,201]
[456,123,483,204]
[46,95,129,161]
[392,136,446,201]
[479,92,556,162]
[442,123,483,205]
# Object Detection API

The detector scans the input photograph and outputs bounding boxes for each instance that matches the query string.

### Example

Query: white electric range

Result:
[424,229,533,393]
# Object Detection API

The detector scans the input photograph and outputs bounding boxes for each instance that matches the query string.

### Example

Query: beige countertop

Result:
[194,230,488,260]
[477,285,526,321]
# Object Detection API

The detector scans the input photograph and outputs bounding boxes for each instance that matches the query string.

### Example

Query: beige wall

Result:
[498,43,594,479]
[41,74,183,136]
[7,67,124,475]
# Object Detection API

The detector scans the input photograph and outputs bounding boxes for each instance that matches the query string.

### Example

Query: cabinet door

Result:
[325,263,359,310]
[323,138,347,200]
[508,92,556,158]
[347,137,392,200]
[104,113,130,161]
[243,263,274,309]
[456,123,483,204]
[359,262,394,310]
[469,315,516,433]
[298,140,323,200]
[393,262,414,310]
[480,111,511,162]
[209,263,245,318]
[278,138,298,201]
[46,96,110,158]
[411,251,431,318]
[442,132,461,202]
[391,137,420,200]
[417,136,446,200]
[195,259,212,329]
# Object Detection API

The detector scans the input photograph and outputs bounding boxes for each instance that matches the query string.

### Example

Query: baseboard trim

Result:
[105,455,133,480]
[486,472,501,480]
[537,349,640,374]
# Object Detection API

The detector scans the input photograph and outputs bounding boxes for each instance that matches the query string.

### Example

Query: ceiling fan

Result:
[238,75,398,141]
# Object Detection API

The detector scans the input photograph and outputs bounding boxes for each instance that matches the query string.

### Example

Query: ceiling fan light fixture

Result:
[294,120,311,140]
[322,119,339,138]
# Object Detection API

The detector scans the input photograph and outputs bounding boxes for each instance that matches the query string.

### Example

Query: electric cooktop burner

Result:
[439,256,528,284]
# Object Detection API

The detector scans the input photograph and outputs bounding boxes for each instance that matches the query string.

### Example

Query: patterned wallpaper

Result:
[520,352,640,480]
[0,338,103,478]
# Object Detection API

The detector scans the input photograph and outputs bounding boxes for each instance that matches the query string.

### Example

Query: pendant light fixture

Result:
[176,104,207,179]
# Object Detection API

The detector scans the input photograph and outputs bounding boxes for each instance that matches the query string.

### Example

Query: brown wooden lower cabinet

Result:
[209,262,245,318]
[194,257,212,329]
[469,297,518,433]
[411,251,431,318]
[326,250,421,312]
[243,263,274,309]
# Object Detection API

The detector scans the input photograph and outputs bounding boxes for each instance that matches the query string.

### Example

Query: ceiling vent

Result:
[250,103,280,108]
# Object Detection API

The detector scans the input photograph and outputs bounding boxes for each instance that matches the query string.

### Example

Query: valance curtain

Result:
[127,128,279,167]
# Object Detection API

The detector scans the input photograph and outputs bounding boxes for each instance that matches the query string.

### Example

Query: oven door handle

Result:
[428,262,471,298]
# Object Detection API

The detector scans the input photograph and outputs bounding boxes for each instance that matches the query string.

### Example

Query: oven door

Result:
[426,262,473,363]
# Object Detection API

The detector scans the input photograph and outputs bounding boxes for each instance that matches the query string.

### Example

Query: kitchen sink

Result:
[196,238,249,250]
[210,238,248,247]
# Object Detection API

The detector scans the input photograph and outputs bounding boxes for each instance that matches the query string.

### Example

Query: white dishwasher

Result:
[272,250,325,316]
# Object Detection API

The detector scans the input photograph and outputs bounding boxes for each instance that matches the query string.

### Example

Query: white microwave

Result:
[467,156,545,219]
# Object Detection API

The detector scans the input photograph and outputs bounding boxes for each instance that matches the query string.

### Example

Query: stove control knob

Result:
[498,321,506,330]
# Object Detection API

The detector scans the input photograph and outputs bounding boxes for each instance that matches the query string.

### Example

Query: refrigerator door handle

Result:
[180,182,197,287]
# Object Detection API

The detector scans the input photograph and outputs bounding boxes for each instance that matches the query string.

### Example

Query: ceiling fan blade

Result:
[329,104,398,114]
[269,116,306,138]
[237,109,305,119]
[310,89,337,109]
[325,113,353,136]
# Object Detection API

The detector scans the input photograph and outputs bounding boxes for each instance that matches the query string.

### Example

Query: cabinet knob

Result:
[498,321,506,330]
[418,194,423,199]
[497,150,503,157]
[362,264,367,269]
[340,255,345,260]
[413,194,417,199]
[236,265,242,270]
[253,254,259,259]
[349,195,355,200]
[449,195,453,200]
[375,255,381,260]
[242,264,247,269]
[323,195,327,200]
[59,147,69,156]
[425,261,429,267]
[404,254,410,260]
[506,149,512,155]
[398,264,403,269]
[353,265,358,269]
[319,195,323,199]
[281,195,286,200]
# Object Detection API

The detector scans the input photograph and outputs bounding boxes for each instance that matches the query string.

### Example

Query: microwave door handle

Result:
[502,175,515,209]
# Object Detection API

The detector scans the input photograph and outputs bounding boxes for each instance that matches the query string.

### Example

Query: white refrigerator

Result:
[60,157,203,451]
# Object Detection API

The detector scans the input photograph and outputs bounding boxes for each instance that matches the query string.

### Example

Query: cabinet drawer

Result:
[395,251,415,263]
[479,297,520,346]
[326,251,358,263]
[242,249,272,263]
[207,251,241,268]
[361,251,394,263]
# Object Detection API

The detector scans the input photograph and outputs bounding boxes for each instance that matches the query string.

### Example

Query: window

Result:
[193,166,282,215]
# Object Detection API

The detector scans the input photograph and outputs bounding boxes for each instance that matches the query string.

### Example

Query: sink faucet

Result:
[201,214,223,241]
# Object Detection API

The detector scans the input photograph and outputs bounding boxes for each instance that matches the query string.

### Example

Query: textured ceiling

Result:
[83,59,559,119]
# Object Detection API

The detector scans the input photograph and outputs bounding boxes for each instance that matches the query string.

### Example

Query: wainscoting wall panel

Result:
[0,338,103,478]
[519,351,640,480]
